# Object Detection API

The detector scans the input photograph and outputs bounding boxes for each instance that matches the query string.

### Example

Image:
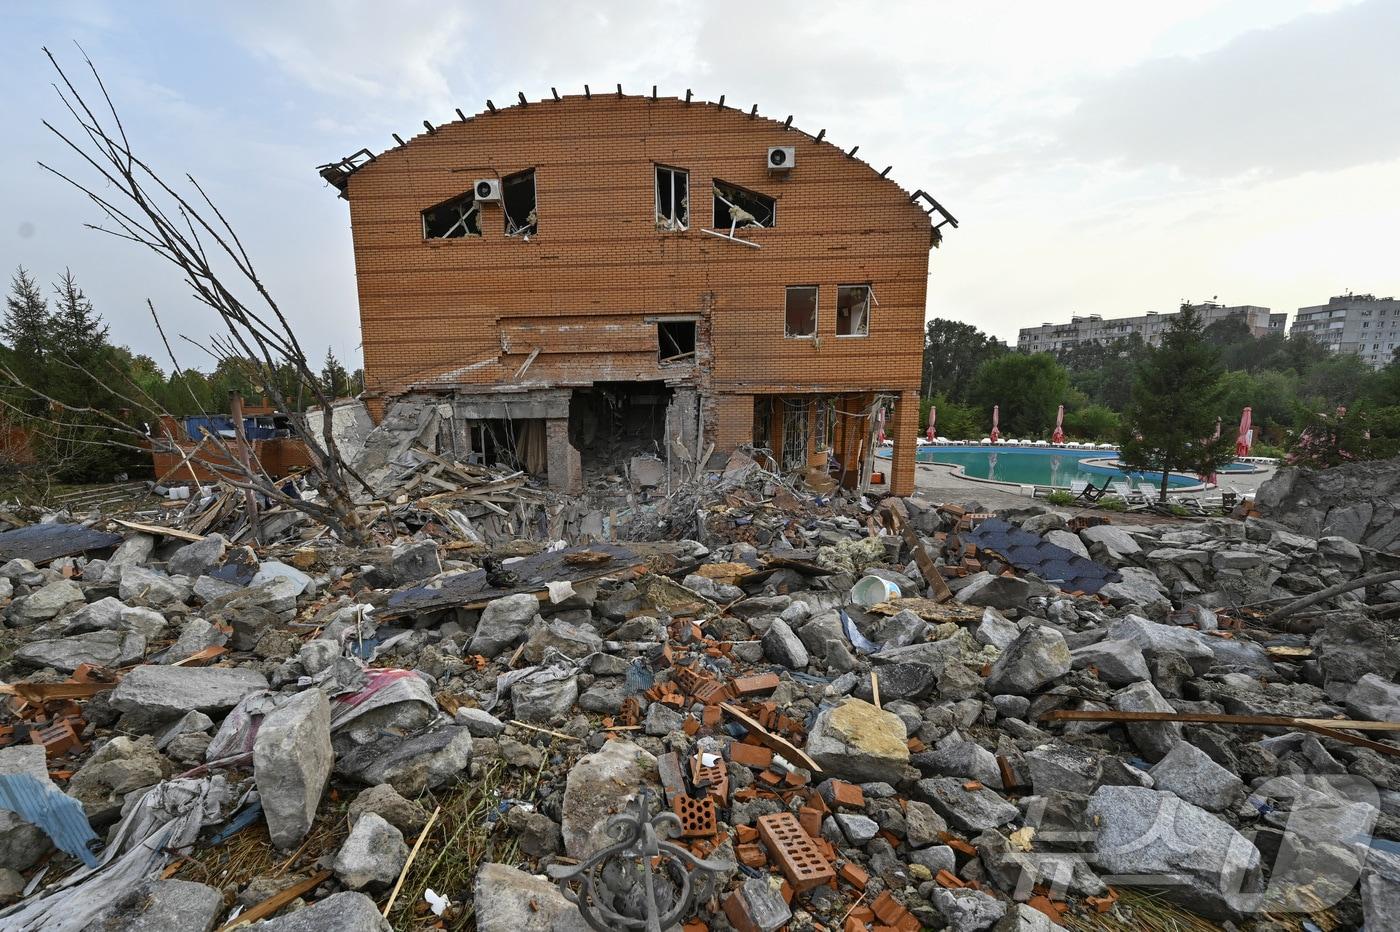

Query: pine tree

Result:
[2,267,52,409]
[3,267,50,361]
[48,269,113,407]
[50,269,108,359]
[1119,306,1236,501]
[320,347,350,399]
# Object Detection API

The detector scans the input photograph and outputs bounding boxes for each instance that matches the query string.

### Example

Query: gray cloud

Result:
[1057,0,1400,177]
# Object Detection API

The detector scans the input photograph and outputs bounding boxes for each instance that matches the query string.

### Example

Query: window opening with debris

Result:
[712,180,775,231]
[422,191,481,238]
[782,398,811,471]
[655,165,689,231]
[464,419,535,470]
[785,286,818,338]
[503,169,538,237]
[753,397,772,449]
[837,285,872,337]
[657,320,696,363]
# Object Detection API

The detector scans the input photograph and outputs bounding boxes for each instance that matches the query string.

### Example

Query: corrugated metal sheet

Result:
[966,517,1120,595]
[0,523,123,565]
[0,773,100,867]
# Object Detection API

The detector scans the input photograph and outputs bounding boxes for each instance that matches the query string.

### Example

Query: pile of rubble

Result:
[1,457,1400,931]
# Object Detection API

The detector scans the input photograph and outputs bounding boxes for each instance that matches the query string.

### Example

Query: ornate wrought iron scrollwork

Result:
[548,788,727,932]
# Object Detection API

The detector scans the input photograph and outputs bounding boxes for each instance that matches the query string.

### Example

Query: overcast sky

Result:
[2,0,1397,371]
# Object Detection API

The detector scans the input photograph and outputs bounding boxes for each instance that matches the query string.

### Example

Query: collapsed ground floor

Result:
[385,383,920,496]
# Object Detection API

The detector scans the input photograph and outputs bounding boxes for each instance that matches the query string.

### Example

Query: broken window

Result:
[503,169,537,236]
[655,165,689,231]
[422,191,480,238]
[713,180,775,231]
[753,397,772,448]
[785,286,818,338]
[837,285,872,337]
[657,320,696,363]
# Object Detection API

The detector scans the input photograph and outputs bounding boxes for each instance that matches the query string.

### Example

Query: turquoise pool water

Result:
[877,445,1219,488]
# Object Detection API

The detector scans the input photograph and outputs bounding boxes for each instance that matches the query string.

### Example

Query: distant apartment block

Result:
[1017,302,1281,353]
[1290,294,1400,369]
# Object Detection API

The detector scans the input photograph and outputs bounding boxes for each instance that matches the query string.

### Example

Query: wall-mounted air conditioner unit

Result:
[767,147,795,171]
[474,179,503,202]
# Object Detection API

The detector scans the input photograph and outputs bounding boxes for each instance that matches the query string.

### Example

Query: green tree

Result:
[1061,333,1149,408]
[921,393,981,440]
[969,353,1069,437]
[1301,354,1374,407]
[320,347,351,399]
[1201,315,1258,371]
[1063,404,1121,441]
[2,267,51,407]
[921,318,1007,402]
[1119,306,1236,501]
[46,270,116,408]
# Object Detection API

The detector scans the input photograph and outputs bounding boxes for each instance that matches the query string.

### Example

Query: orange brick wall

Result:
[336,94,936,494]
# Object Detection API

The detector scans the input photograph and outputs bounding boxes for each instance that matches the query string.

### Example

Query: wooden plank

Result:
[219,869,332,930]
[720,702,822,774]
[111,518,205,543]
[883,501,952,602]
[1042,708,1400,757]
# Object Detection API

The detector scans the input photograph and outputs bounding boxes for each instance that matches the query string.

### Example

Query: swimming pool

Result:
[877,445,1257,489]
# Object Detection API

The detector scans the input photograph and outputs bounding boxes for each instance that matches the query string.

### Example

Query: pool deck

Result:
[905,459,1277,512]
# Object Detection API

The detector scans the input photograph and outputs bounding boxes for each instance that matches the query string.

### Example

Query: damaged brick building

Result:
[319,92,954,497]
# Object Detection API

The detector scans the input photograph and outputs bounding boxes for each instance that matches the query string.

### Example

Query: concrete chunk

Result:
[254,689,333,849]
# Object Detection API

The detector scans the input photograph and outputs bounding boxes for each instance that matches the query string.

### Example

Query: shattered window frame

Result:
[421,190,481,239]
[655,165,689,231]
[785,285,818,339]
[836,285,872,337]
[503,168,538,237]
[713,179,776,230]
[656,319,697,364]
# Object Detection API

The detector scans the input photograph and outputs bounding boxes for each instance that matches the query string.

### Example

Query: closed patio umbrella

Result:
[1051,405,1065,444]
[926,406,936,441]
[1236,407,1253,457]
[990,405,1000,444]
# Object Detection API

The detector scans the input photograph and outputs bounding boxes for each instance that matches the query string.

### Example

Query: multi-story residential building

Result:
[1017,302,1276,353]
[317,93,955,496]
[1290,294,1400,368]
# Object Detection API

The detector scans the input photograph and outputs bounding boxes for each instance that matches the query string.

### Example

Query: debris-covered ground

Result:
[2,452,1400,932]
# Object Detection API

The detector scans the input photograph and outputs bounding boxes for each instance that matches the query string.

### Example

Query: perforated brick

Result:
[673,794,718,838]
[30,720,80,758]
[757,811,835,893]
[691,753,730,803]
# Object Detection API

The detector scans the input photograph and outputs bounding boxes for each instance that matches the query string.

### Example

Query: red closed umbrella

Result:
[1051,405,1065,444]
[990,405,1001,444]
[1236,407,1253,457]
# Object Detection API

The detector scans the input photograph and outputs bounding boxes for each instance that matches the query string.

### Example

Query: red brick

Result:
[757,811,836,893]
[827,780,865,809]
[728,742,773,769]
[672,794,718,838]
[733,673,780,696]
[838,862,870,889]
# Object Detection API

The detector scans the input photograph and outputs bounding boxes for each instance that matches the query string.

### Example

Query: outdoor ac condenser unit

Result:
[767,147,795,171]
[474,179,503,202]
